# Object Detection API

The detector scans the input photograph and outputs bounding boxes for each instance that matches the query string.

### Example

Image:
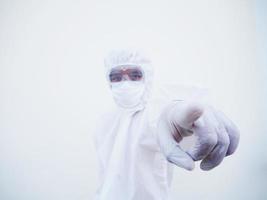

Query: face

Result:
[109,66,144,83]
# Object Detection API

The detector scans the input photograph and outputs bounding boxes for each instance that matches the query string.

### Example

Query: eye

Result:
[109,73,122,82]
[129,70,143,81]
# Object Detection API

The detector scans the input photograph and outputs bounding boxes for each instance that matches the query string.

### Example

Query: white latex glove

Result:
[157,101,240,171]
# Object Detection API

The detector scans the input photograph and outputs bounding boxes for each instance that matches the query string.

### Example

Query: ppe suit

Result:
[93,49,240,200]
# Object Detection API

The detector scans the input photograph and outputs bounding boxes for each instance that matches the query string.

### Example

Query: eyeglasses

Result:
[109,67,143,82]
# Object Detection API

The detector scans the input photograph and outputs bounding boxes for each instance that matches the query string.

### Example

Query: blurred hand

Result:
[157,101,240,171]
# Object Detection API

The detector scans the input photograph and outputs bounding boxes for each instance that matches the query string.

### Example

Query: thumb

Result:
[157,114,195,171]
[167,145,195,170]
[173,101,204,130]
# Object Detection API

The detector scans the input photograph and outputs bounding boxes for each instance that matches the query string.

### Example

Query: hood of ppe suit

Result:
[104,49,154,110]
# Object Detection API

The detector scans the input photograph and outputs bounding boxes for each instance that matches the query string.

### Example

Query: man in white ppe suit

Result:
[93,49,240,200]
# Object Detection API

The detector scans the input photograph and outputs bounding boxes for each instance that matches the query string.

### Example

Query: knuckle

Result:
[218,134,230,146]
[201,134,217,147]
[226,124,240,143]
[233,128,240,141]
[216,127,230,146]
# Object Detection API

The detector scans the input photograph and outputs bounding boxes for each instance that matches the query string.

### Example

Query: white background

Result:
[0,0,266,199]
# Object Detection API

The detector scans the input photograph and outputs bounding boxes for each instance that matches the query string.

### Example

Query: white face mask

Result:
[110,81,145,108]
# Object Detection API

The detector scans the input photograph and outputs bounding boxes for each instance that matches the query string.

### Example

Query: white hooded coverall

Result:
[93,49,206,200]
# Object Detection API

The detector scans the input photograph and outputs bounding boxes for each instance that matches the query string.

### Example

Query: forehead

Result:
[110,65,142,72]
